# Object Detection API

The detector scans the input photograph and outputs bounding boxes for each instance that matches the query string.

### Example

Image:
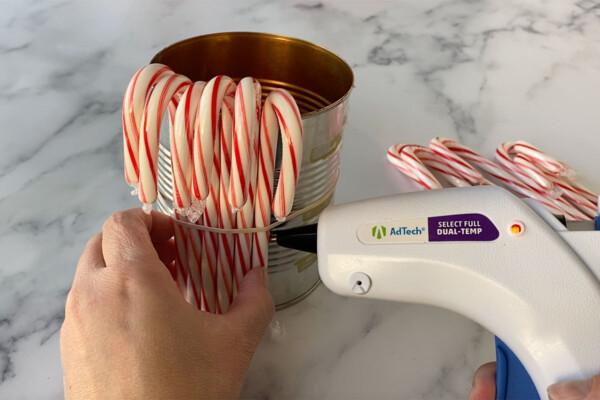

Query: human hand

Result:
[60,209,274,399]
[470,362,600,400]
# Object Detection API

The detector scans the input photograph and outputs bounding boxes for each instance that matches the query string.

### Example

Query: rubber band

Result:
[159,173,337,234]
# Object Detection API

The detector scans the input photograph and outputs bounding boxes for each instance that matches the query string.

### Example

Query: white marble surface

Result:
[2,0,600,398]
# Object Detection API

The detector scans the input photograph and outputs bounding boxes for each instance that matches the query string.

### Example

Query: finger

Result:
[155,238,176,269]
[148,210,175,243]
[76,233,106,272]
[226,268,274,343]
[101,209,174,268]
[470,362,497,400]
[71,233,105,290]
[165,260,179,282]
[547,374,598,400]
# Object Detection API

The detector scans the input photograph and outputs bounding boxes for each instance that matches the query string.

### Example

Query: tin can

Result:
[152,32,353,309]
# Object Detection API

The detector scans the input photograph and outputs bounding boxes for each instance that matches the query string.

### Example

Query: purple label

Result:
[428,213,499,242]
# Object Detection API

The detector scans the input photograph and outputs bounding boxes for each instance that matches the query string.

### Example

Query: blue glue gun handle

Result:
[495,337,540,400]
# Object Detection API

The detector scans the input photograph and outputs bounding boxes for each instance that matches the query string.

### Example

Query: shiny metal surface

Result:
[153,33,353,309]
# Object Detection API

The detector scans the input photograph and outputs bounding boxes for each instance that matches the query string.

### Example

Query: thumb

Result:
[226,268,275,342]
[548,375,599,400]
[470,362,497,400]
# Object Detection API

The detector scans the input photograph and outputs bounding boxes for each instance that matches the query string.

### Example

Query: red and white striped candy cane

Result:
[506,143,597,218]
[387,137,594,221]
[538,168,597,219]
[229,78,261,211]
[566,180,598,206]
[270,89,304,220]
[387,144,443,190]
[194,76,236,313]
[413,145,474,188]
[138,73,191,210]
[512,141,573,177]
[511,141,598,205]
[252,94,280,269]
[230,91,264,298]
[496,142,558,197]
[171,82,206,215]
[216,91,236,313]
[428,140,490,186]
[232,79,262,287]
[171,81,206,215]
[192,76,236,209]
[387,144,473,189]
[431,138,587,220]
[494,142,590,219]
[200,167,221,313]
[431,137,535,195]
[122,64,173,187]
[512,153,556,193]
[234,132,259,285]
[171,82,207,305]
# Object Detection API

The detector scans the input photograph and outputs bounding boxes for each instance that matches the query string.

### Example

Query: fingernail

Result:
[548,378,593,400]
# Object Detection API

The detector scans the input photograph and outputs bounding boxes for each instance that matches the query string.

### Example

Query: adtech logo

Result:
[390,226,425,236]
[371,225,426,239]
[372,225,387,239]
[359,218,429,244]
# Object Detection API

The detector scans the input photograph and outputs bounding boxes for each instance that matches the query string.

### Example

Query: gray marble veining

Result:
[1,0,599,398]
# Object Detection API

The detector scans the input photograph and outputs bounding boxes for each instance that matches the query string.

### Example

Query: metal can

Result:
[152,32,353,309]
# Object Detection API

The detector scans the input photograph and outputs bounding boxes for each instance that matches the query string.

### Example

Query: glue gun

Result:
[275,185,600,400]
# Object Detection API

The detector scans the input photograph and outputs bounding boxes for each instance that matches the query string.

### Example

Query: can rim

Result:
[151,32,354,119]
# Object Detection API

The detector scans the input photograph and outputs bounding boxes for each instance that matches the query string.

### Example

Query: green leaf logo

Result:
[371,225,386,239]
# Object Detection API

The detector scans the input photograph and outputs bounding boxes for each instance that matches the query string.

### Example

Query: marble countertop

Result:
[2,1,599,398]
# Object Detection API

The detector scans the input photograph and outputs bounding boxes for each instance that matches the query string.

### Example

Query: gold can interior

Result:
[151,32,354,115]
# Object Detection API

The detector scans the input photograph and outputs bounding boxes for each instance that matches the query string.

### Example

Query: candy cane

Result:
[428,140,490,186]
[194,76,236,313]
[512,141,573,177]
[216,92,236,313]
[230,79,261,286]
[229,78,261,211]
[505,144,598,218]
[138,73,191,210]
[252,94,280,269]
[170,82,207,305]
[410,145,473,188]
[123,69,310,306]
[431,137,539,196]
[495,142,558,197]
[430,138,587,220]
[270,89,304,220]
[234,132,259,284]
[200,171,222,312]
[171,81,206,215]
[387,144,443,190]
[192,76,236,208]
[511,142,598,204]
[540,169,597,218]
[122,64,174,188]
[565,179,598,206]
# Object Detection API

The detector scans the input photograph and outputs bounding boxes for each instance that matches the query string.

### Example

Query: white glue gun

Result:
[275,185,600,400]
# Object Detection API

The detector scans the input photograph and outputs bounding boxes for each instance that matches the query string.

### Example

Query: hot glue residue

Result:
[268,319,287,342]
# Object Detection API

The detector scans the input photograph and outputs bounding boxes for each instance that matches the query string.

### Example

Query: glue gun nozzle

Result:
[273,224,318,254]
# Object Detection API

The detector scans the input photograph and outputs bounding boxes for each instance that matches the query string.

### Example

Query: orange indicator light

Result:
[510,222,524,235]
